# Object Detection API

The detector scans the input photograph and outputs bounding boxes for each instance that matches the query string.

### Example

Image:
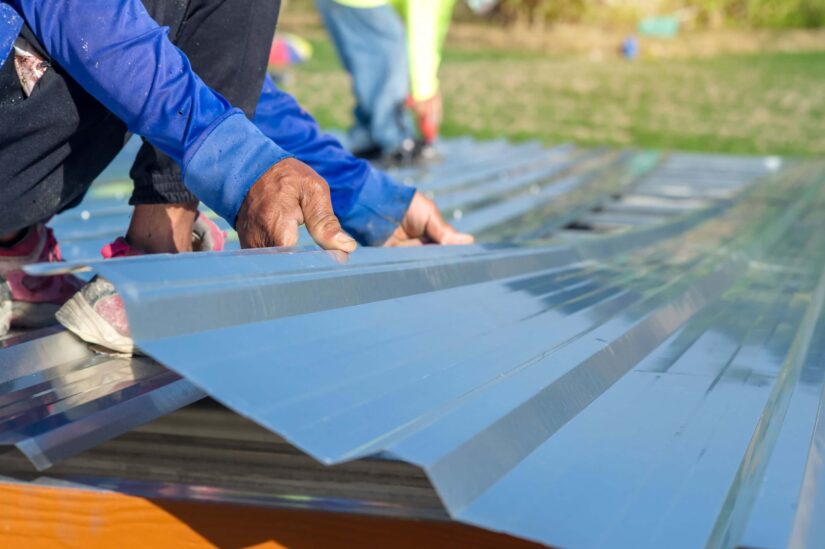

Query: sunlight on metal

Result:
[5,136,824,549]
[0,327,205,470]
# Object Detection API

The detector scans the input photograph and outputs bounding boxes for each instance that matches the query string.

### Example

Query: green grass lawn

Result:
[281,37,825,157]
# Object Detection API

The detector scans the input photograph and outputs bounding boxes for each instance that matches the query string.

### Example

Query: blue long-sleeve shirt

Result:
[0,1,414,243]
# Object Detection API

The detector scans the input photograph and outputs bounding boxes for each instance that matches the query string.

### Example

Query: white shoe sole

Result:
[56,292,135,355]
[0,299,10,337]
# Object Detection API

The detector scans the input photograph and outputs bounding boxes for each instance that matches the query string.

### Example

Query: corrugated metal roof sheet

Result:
[0,402,448,520]
[0,327,204,470]
[5,137,824,549]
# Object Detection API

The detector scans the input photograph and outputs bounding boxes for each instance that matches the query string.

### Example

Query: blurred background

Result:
[274,0,825,157]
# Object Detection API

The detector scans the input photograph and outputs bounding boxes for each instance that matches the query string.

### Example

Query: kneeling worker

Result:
[0,0,472,353]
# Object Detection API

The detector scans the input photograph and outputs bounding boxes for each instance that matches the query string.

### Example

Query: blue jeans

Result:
[316,0,414,154]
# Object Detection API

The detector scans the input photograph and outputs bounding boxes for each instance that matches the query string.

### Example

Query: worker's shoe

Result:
[381,138,439,168]
[352,144,383,161]
[56,212,225,354]
[0,224,84,335]
[56,275,133,354]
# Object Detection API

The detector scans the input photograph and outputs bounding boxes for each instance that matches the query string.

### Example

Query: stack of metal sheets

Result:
[2,137,822,549]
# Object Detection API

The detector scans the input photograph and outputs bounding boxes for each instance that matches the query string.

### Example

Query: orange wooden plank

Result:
[0,483,543,548]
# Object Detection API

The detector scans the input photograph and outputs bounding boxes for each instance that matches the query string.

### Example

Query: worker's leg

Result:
[0,28,133,330]
[1,0,279,334]
[0,27,131,237]
[1,0,280,242]
[54,0,281,350]
[127,0,281,253]
[315,0,414,155]
[0,24,130,325]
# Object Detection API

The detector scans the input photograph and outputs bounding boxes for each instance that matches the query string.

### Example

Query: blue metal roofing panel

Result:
[7,138,822,548]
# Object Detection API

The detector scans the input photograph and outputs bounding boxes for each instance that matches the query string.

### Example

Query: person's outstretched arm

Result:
[11,0,294,229]
[253,75,471,246]
[396,0,455,142]
[399,0,455,103]
[10,1,357,253]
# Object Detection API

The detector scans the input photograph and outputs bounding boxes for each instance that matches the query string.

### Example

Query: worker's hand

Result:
[236,158,357,252]
[410,92,442,123]
[409,92,442,143]
[385,192,474,247]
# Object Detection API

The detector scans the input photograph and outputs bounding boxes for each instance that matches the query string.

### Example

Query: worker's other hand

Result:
[409,92,442,143]
[236,158,357,252]
[385,192,474,247]
[410,92,442,122]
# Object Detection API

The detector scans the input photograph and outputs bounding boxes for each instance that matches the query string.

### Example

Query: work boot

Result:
[56,212,226,354]
[0,224,84,336]
[380,138,439,168]
[352,144,383,161]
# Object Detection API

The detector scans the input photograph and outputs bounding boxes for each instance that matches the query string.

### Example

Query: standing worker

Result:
[316,0,456,166]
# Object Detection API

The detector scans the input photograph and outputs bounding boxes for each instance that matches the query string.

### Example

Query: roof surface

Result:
[3,138,824,549]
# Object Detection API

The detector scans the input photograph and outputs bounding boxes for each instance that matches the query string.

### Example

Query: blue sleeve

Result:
[252,75,416,246]
[11,1,290,225]
[0,5,22,66]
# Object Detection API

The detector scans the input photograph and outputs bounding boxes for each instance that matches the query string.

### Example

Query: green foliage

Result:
[692,0,825,27]
[496,0,825,28]
[286,44,825,157]
[497,0,588,24]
